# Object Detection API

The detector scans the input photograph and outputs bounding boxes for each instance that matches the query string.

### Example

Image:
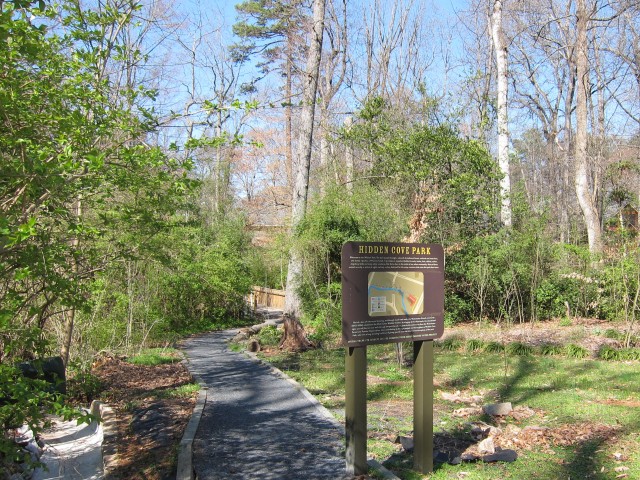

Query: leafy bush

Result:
[257,326,281,347]
[444,293,474,326]
[295,185,407,341]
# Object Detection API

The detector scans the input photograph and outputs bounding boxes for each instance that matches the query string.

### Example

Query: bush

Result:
[445,293,474,326]
[257,326,281,347]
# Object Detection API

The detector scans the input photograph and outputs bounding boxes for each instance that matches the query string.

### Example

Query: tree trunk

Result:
[574,0,603,255]
[491,0,511,227]
[279,314,314,352]
[284,0,326,318]
[61,198,82,368]
[344,116,354,194]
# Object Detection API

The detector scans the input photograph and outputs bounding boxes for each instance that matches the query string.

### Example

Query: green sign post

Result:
[341,242,444,476]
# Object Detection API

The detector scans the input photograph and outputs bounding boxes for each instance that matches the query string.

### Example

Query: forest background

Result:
[1,0,639,467]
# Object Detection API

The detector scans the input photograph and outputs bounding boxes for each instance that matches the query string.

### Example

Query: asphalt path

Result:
[182,330,349,480]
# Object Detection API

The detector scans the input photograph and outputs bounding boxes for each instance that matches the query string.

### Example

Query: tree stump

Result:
[279,314,314,352]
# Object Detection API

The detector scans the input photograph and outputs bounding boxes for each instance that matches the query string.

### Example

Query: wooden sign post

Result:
[341,242,444,476]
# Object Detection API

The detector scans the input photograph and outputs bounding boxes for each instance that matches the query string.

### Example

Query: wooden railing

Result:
[249,286,286,310]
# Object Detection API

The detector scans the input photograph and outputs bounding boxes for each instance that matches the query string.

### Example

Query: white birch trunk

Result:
[284,0,326,317]
[575,0,603,255]
[491,0,511,227]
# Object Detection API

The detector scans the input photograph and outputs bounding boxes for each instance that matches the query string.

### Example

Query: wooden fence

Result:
[248,286,286,310]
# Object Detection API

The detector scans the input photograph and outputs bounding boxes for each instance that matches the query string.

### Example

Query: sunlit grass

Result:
[259,342,640,479]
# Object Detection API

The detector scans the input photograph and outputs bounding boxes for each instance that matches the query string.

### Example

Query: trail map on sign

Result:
[367,271,424,317]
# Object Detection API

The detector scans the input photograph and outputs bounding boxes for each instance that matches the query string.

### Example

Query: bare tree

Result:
[284,0,327,318]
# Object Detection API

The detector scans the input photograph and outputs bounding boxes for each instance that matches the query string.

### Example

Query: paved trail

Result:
[182,330,349,480]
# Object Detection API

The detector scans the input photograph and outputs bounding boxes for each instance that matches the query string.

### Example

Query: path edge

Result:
[176,370,208,480]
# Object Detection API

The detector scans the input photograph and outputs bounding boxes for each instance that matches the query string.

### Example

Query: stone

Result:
[453,407,482,417]
[461,453,479,462]
[477,437,495,455]
[449,456,462,465]
[433,450,450,464]
[482,449,518,463]
[483,402,513,416]
[17,356,66,394]
[394,435,414,452]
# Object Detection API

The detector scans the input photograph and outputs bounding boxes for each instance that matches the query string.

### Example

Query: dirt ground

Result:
[92,356,197,480]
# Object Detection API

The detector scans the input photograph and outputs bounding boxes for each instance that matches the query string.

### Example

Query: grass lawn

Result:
[260,343,640,479]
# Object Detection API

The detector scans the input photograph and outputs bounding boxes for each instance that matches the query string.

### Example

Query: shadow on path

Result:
[182,331,349,480]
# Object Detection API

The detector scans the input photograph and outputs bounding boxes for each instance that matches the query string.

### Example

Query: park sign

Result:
[341,242,445,347]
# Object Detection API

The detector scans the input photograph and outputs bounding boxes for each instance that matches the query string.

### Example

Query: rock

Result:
[482,449,518,463]
[17,356,66,394]
[394,435,414,452]
[483,402,513,416]
[511,405,536,420]
[478,437,495,455]
[441,391,463,402]
[433,450,450,464]
[461,453,479,462]
[248,339,260,352]
[453,407,482,417]
[449,456,462,465]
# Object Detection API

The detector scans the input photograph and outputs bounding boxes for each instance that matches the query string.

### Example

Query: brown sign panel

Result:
[341,242,444,347]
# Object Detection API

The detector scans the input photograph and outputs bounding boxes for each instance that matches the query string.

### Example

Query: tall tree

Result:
[575,0,603,254]
[284,0,326,318]
[490,0,512,227]
[231,0,308,187]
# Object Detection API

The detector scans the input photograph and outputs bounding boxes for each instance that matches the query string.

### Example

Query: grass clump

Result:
[438,335,464,351]
[156,382,200,399]
[565,343,589,359]
[465,338,486,352]
[600,346,640,361]
[506,341,534,356]
[129,348,182,365]
[539,343,563,356]
[483,341,504,353]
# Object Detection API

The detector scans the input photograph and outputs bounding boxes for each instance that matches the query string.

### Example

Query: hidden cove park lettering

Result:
[357,244,431,256]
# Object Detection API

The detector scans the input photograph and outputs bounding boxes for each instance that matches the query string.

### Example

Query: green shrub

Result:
[257,326,281,347]
[598,346,619,361]
[67,369,103,404]
[604,329,622,340]
[444,293,474,326]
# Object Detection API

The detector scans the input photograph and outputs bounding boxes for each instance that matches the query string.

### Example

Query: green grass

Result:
[154,382,200,399]
[260,343,640,480]
[128,348,183,366]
